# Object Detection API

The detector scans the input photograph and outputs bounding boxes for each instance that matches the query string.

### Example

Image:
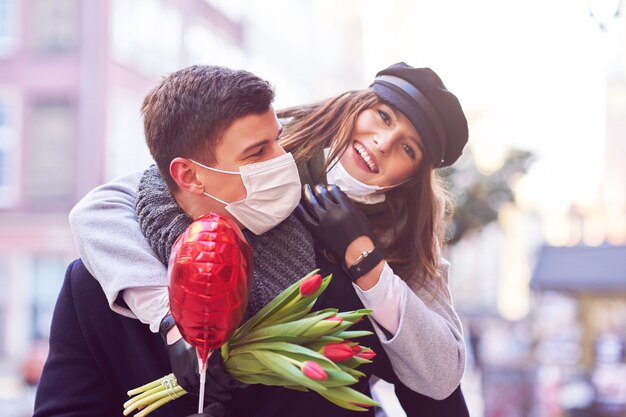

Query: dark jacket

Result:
[33,260,196,417]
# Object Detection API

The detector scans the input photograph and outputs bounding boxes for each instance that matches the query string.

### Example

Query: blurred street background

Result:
[1,0,625,416]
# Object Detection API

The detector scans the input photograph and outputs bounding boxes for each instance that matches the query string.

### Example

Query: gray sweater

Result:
[69,170,466,400]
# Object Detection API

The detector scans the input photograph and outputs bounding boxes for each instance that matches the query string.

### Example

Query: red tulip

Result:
[321,343,355,362]
[299,274,322,296]
[326,315,343,324]
[355,348,376,360]
[301,361,328,381]
[350,344,362,354]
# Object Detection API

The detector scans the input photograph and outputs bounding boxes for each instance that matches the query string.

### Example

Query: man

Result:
[34,65,302,417]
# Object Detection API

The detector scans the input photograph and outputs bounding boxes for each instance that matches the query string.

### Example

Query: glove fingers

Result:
[303,184,328,217]
[295,203,319,228]
[326,184,351,206]
[314,184,337,208]
[309,184,329,210]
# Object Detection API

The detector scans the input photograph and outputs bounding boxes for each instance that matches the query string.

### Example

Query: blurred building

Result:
[0,0,365,413]
[0,0,248,402]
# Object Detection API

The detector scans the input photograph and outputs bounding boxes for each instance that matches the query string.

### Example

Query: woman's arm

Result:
[68,171,169,325]
[296,184,465,398]
[364,258,466,400]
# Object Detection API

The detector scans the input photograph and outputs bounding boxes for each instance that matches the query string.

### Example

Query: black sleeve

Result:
[33,260,115,417]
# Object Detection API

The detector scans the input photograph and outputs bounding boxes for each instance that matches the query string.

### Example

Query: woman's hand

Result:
[295,184,375,267]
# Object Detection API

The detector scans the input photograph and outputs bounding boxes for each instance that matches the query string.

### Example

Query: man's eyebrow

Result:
[240,126,283,155]
[241,139,270,154]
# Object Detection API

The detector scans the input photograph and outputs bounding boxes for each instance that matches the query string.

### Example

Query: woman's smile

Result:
[351,141,380,173]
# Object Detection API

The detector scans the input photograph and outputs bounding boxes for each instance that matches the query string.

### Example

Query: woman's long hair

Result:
[278,90,454,286]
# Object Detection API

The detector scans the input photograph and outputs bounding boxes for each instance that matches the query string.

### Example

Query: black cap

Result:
[371,62,468,167]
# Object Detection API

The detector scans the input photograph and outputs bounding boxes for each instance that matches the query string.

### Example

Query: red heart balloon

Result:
[168,212,253,363]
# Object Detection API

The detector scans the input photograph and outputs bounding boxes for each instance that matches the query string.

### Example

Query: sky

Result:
[356,0,618,215]
[109,0,623,241]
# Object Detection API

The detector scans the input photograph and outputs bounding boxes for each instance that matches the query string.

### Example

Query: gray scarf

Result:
[135,165,316,317]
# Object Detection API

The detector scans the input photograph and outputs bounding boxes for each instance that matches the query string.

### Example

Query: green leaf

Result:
[284,385,309,392]
[337,363,366,378]
[338,356,372,369]
[262,276,333,327]
[320,369,358,387]
[226,352,270,375]
[299,318,343,338]
[302,308,340,318]
[270,353,366,382]
[234,373,294,387]
[251,350,328,392]
[231,270,322,339]
[335,310,373,322]
[272,304,337,326]
[230,342,340,371]
[333,330,373,339]
[318,394,368,412]
[236,311,337,344]
[266,299,317,325]
[317,386,379,411]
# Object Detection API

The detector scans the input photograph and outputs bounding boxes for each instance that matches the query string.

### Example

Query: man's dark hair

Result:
[141,65,275,190]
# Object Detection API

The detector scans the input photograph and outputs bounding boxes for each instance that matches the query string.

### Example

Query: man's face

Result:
[193,107,285,217]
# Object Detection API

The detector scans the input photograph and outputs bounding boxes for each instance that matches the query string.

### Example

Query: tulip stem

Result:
[127,377,164,396]
[280,294,302,312]
[124,385,165,411]
[135,392,177,417]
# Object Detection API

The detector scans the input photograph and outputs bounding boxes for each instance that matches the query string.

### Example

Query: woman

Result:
[69,62,469,416]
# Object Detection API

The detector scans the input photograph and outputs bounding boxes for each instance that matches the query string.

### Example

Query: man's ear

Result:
[170,157,205,194]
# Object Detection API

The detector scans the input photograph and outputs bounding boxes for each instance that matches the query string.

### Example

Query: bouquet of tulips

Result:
[123,271,378,416]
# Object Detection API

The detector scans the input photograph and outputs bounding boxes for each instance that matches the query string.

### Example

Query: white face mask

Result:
[325,159,395,205]
[189,153,301,235]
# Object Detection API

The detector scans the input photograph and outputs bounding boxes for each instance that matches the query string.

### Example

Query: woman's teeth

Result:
[354,143,375,171]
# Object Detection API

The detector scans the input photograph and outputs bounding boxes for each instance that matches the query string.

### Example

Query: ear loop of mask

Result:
[188,159,240,206]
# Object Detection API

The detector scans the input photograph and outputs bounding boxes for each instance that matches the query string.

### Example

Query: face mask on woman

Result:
[189,153,301,235]
[325,158,395,205]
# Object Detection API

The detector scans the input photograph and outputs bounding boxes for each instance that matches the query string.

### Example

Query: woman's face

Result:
[339,102,424,187]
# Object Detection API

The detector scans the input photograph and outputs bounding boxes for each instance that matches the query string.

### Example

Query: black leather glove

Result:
[186,402,226,417]
[295,184,375,266]
[167,338,246,403]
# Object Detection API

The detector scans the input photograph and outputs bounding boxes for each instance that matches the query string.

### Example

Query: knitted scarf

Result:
[135,165,316,317]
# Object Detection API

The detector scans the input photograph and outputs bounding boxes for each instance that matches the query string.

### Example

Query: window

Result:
[0,260,6,357]
[0,90,19,207]
[110,0,182,76]
[31,0,78,53]
[30,257,67,340]
[25,99,74,205]
[0,0,17,56]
